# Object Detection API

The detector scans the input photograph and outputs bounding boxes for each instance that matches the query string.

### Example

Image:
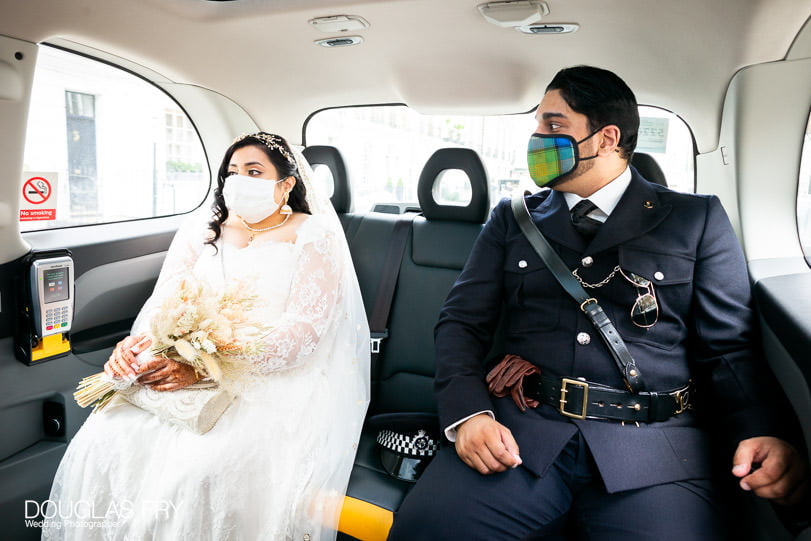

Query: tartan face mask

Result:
[527,128,601,188]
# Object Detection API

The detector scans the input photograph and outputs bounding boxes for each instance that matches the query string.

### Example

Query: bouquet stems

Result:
[74,373,117,411]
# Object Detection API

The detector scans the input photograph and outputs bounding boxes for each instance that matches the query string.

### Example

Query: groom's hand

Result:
[456,414,522,475]
[732,436,809,505]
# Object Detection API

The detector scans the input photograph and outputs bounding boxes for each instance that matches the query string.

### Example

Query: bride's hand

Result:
[137,358,199,392]
[104,334,152,379]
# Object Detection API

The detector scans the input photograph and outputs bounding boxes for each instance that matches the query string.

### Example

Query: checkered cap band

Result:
[376,429,439,457]
[527,134,577,186]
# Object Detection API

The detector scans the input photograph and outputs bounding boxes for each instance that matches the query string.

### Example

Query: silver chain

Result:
[572,265,621,288]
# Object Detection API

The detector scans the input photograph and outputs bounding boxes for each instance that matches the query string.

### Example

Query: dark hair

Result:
[545,65,639,160]
[206,133,311,251]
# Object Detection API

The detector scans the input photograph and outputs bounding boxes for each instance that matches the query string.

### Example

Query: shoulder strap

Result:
[368,212,418,366]
[510,193,645,392]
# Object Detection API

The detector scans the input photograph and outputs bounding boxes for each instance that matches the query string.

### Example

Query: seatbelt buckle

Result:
[370,330,389,354]
[559,378,589,419]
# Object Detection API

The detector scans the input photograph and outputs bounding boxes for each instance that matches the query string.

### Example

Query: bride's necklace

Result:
[241,214,290,244]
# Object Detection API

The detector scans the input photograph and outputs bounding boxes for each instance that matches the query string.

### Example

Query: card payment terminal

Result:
[30,256,74,337]
[15,251,74,364]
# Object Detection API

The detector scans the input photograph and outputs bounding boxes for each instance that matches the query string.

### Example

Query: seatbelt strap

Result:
[368,212,418,365]
[511,193,646,392]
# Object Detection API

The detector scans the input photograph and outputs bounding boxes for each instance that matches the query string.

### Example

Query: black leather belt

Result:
[523,373,692,423]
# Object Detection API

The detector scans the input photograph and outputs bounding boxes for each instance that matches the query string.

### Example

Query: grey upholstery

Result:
[417,148,490,223]
[337,147,491,523]
[631,152,668,186]
[302,145,352,213]
[377,148,489,412]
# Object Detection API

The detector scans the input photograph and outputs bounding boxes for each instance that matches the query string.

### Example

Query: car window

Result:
[305,105,695,213]
[19,46,209,232]
[799,113,811,266]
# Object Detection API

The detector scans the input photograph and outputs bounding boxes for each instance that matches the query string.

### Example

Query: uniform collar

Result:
[562,166,632,221]
[532,167,671,254]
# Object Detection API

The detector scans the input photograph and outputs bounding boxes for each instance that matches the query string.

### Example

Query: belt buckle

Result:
[673,385,691,415]
[559,378,589,420]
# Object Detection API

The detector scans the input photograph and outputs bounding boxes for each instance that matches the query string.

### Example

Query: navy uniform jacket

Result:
[434,168,782,493]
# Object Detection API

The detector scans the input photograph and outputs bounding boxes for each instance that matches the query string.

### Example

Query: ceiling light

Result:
[516,23,579,34]
[478,1,549,28]
[309,15,369,33]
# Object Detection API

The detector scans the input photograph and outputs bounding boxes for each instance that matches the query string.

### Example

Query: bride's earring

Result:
[280,192,292,215]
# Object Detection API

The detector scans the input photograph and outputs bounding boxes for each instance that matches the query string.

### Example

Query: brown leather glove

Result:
[485,354,540,412]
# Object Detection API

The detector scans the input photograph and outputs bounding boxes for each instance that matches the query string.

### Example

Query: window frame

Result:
[303,102,698,212]
[19,43,212,233]
[797,114,811,267]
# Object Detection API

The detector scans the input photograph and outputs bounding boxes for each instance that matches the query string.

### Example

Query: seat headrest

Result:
[630,152,668,187]
[302,145,352,213]
[417,148,490,223]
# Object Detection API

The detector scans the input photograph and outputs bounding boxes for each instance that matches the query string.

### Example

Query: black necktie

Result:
[570,199,602,239]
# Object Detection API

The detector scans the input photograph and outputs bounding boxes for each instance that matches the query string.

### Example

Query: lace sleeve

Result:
[249,227,345,373]
[131,210,209,336]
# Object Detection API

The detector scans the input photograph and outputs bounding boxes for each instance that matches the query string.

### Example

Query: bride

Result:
[42,133,370,540]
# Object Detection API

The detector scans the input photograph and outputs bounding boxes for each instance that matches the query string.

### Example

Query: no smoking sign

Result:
[20,172,58,221]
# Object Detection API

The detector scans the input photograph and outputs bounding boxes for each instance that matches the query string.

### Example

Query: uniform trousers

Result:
[387,431,725,540]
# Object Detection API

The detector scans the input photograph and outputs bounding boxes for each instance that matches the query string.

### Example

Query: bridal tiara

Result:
[232,132,293,164]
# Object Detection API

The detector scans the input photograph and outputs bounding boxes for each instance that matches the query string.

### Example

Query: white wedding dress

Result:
[42,210,370,541]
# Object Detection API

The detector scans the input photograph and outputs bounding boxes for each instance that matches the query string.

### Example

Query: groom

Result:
[388,65,808,539]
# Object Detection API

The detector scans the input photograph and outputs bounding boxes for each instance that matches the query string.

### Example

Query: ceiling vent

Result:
[477,1,549,28]
[314,36,363,48]
[516,23,579,34]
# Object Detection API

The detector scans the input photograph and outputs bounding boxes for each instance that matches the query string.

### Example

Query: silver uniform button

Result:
[518,260,528,268]
[654,271,664,281]
[581,256,594,267]
[576,332,591,345]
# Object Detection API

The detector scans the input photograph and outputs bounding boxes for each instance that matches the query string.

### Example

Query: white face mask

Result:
[222,174,285,223]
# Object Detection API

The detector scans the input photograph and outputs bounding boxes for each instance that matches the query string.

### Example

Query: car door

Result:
[701,32,811,538]
[0,38,255,539]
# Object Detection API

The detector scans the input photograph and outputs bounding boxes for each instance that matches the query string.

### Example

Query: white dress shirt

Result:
[562,166,632,221]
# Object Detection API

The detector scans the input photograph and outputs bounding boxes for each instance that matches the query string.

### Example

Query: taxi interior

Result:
[1,0,810,539]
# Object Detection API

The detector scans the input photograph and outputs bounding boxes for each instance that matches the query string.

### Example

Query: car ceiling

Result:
[1,0,810,153]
